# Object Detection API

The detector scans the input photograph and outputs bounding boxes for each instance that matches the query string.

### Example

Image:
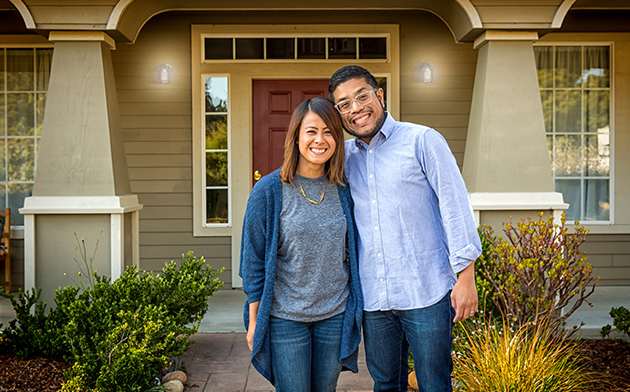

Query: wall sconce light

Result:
[158,64,173,84]
[419,61,433,83]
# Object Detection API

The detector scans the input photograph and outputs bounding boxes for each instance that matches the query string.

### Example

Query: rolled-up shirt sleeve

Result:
[422,129,481,274]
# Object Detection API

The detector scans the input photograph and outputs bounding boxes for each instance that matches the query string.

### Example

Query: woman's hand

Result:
[247,301,260,351]
[246,323,256,351]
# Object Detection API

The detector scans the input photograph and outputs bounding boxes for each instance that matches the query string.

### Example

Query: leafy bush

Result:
[600,306,630,339]
[479,213,598,328]
[0,251,224,392]
[474,226,500,318]
[453,317,593,391]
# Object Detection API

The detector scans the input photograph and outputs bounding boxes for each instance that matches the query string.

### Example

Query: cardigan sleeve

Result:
[239,181,269,304]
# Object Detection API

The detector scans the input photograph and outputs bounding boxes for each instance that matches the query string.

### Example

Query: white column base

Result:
[19,195,143,291]
[470,192,569,226]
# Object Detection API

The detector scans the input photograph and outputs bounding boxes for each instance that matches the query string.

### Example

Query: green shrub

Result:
[474,226,500,318]
[600,306,630,339]
[479,213,598,329]
[0,250,224,392]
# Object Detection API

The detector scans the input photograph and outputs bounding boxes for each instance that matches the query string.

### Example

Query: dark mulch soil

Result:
[0,354,71,392]
[573,338,630,392]
[0,339,628,392]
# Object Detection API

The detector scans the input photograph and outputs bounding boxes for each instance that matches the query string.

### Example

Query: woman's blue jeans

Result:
[363,292,455,392]
[269,312,344,392]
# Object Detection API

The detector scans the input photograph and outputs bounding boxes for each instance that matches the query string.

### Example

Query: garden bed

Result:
[1,339,628,392]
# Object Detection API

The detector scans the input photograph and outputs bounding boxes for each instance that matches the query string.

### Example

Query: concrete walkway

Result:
[1,287,628,392]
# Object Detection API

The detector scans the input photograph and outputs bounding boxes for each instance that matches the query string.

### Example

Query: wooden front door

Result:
[252,79,330,183]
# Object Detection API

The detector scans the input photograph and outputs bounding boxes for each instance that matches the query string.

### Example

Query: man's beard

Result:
[344,110,386,140]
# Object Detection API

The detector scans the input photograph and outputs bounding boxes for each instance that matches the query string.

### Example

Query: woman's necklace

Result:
[297,177,325,205]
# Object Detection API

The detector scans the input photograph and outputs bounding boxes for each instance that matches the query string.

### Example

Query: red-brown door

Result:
[252,79,329,183]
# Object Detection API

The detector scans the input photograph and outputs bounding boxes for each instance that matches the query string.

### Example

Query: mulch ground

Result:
[574,338,630,391]
[0,354,71,392]
[0,339,628,392]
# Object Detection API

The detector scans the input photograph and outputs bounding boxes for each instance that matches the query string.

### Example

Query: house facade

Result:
[0,0,628,303]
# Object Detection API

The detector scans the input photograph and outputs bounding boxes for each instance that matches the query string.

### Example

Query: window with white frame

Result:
[534,45,611,222]
[203,76,229,225]
[0,47,52,226]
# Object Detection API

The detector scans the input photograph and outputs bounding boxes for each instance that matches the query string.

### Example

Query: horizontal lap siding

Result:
[581,234,630,286]
[399,14,477,169]
[6,239,24,292]
[113,15,232,288]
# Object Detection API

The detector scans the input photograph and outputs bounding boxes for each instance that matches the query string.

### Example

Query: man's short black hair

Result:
[328,65,380,102]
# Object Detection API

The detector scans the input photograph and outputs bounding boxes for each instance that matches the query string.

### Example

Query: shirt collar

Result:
[354,112,395,149]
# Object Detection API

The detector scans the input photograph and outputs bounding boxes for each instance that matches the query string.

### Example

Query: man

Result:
[328,65,481,392]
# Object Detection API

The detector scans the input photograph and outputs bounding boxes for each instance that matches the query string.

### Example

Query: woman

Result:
[239,97,362,392]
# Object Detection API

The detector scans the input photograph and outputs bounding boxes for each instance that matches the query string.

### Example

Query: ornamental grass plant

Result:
[452,316,594,392]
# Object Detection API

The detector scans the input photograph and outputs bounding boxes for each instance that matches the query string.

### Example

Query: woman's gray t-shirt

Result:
[270,175,350,322]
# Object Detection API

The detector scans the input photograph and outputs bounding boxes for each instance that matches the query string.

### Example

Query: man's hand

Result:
[451,262,478,323]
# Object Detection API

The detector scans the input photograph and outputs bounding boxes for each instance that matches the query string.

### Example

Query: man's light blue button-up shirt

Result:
[344,113,481,311]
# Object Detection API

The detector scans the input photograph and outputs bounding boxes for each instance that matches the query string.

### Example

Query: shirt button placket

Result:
[367,143,387,309]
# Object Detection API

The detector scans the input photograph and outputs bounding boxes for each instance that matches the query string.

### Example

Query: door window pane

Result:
[267,38,295,59]
[205,116,227,150]
[328,38,356,59]
[298,38,326,59]
[206,152,227,186]
[359,38,387,59]
[206,189,228,224]
[203,76,230,226]
[205,38,233,60]
[236,38,263,59]
[205,76,228,112]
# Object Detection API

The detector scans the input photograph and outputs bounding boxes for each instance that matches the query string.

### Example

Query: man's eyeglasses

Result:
[334,89,378,114]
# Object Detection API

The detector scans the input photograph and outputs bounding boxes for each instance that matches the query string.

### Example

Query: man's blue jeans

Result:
[269,313,344,392]
[363,292,455,392]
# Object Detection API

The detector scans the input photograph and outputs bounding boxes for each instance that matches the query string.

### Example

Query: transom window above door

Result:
[203,36,388,61]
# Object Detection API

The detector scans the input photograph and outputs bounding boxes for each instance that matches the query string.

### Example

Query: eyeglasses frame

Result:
[334,88,379,114]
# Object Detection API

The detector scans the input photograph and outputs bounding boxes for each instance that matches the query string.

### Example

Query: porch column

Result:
[462,31,567,229]
[19,32,142,305]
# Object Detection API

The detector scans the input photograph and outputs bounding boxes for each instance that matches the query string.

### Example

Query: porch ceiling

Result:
[4,1,630,44]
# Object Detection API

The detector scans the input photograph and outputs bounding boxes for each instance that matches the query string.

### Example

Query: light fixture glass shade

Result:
[419,61,433,83]
[158,64,173,84]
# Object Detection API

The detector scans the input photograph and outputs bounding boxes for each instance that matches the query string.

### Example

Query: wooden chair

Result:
[0,208,10,294]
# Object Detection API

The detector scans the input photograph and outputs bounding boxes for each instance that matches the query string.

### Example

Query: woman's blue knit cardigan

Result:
[239,169,363,385]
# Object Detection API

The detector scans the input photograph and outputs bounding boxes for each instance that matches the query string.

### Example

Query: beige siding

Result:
[113,14,233,287]
[399,13,477,168]
[581,234,630,286]
[7,239,25,292]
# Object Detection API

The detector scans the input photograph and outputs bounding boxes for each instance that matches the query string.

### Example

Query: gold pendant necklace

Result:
[297,177,325,205]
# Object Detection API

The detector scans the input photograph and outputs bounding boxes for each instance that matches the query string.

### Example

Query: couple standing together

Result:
[239,65,482,392]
